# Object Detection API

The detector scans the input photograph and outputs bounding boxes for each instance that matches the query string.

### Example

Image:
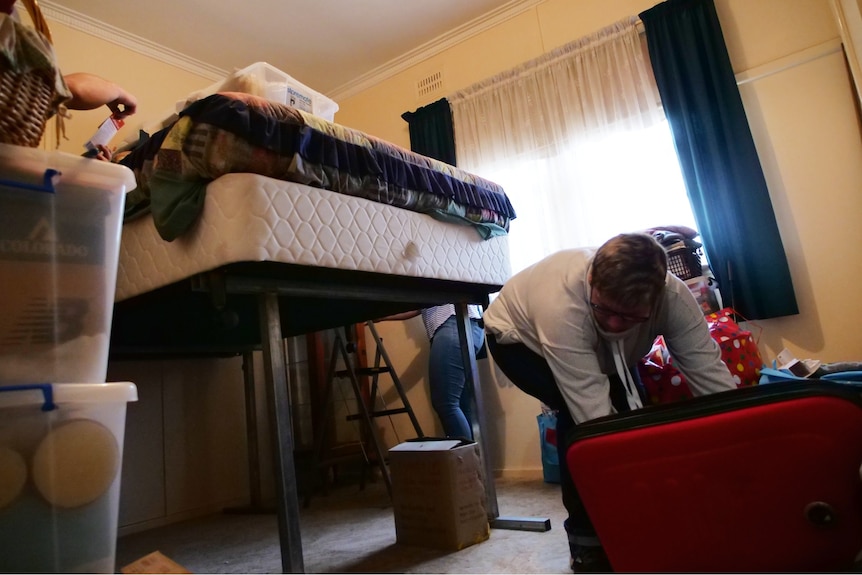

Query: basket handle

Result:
[19,0,52,44]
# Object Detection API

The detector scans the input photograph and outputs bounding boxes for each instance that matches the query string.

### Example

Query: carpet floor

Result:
[115,474,570,574]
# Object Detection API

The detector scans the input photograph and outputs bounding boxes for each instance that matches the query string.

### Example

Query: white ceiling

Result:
[40,0,535,100]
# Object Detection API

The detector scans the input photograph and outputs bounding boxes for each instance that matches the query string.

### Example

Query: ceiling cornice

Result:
[38,0,543,99]
[40,0,227,81]
[328,0,544,101]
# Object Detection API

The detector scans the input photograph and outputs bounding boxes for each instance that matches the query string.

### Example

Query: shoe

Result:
[570,545,612,573]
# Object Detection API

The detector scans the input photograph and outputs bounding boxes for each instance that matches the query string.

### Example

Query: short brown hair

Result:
[590,233,668,309]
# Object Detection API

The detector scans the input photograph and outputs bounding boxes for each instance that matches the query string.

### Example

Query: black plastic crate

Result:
[666,245,702,280]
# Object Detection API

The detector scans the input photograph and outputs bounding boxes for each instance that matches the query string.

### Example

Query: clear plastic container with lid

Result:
[0,143,136,384]
[0,381,138,573]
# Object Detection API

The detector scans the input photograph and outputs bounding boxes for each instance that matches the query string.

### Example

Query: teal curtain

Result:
[639,0,798,320]
[401,98,457,165]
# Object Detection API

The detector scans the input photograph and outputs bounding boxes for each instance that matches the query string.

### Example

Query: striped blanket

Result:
[119,93,515,241]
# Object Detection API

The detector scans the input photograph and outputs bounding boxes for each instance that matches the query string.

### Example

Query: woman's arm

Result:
[63,73,138,119]
[374,310,421,322]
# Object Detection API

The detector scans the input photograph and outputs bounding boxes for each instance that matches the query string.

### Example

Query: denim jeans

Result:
[428,315,485,440]
[486,333,639,548]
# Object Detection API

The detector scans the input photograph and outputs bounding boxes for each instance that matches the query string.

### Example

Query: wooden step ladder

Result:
[306,320,424,503]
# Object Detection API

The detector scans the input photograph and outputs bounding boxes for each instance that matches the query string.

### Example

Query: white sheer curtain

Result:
[449,17,698,275]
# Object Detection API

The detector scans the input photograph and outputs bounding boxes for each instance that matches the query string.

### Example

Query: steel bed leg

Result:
[223,351,274,514]
[259,293,305,573]
[454,302,551,533]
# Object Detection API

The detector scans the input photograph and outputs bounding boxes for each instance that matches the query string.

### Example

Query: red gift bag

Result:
[639,335,692,405]
[638,308,763,405]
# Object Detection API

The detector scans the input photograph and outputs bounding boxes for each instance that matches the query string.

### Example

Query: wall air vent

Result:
[416,71,443,98]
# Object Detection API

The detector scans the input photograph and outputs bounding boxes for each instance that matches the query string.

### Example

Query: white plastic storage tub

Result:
[0,143,136,385]
[182,61,339,121]
[0,382,138,573]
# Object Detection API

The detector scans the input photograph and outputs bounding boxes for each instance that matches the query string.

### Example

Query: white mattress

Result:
[116,173,512,302]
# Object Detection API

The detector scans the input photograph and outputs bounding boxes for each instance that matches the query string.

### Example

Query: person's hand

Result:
[93,144,113,162]
[82,144,114,162]
[107,89,137,120]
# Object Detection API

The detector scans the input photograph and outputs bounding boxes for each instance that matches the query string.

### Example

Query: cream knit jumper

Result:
[483,247,735,424]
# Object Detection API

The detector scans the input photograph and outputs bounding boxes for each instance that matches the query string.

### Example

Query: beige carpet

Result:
[115,474,570,574]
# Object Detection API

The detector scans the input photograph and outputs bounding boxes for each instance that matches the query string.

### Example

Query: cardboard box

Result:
[0,143,135,384]
[684,275,721,315]
[0,382,138,573]
[389,439,490,550]
[121,551,192,574]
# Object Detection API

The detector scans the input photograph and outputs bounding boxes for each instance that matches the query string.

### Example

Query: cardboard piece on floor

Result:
[121,550,192,574]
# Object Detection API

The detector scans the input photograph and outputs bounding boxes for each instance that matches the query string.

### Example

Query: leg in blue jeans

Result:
[428,316,485,440]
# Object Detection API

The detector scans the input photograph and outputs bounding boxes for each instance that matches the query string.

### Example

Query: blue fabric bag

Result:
[822,371,862,383]
[760,367,862,385]
[537,411,560,484]
[759,367,806,384]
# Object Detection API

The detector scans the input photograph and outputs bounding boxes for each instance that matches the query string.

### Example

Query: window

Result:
[479,119,697,274]
[449,19,699,275]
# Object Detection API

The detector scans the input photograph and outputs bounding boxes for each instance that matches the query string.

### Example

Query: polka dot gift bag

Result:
[638,308,763,405]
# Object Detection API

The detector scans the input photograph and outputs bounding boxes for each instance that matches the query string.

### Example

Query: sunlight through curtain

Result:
[448,17,698,275]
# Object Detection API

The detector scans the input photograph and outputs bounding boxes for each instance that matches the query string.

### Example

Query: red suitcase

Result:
[565,380,862,572]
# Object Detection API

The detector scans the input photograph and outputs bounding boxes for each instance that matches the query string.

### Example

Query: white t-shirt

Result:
[420,305,483,340]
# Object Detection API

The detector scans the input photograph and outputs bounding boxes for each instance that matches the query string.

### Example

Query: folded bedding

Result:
[120,92,516,241]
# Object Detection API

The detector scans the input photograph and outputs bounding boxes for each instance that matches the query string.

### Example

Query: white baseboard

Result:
[117,497,249,538]
[494,468,544,480]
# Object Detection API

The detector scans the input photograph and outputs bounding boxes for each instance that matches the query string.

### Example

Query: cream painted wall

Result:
[38,20,212,154]
[341,0,862,476]
[739,53,862,362]
[108,357,249,534]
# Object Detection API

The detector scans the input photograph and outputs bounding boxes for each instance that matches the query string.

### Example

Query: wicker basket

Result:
[0,0,62,147]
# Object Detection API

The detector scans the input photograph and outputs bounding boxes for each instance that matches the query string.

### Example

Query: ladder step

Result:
[335,367,392,377]
[346,407,410,421]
